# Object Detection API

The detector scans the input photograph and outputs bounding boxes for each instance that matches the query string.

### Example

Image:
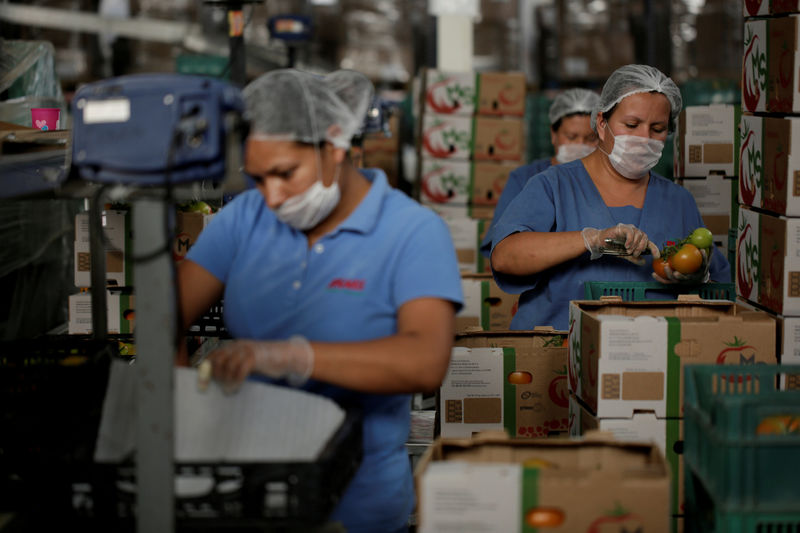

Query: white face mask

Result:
[274,166,341,231]
[599,124,664,180]
[555,143,596,163]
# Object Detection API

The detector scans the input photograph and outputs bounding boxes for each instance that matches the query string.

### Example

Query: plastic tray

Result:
[683,365,800,512]
[583,281,735,301]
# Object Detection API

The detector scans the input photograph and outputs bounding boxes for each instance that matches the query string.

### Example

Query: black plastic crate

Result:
[188,301,229,337]
[80,409,362,530]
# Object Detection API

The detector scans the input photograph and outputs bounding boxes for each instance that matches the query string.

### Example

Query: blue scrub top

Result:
[480,157,552,257]
[490,160,731,331]
[187,168,463,533]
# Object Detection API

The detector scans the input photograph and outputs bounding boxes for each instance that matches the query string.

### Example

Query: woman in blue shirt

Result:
[490,65,730,331]
[177,69,463,533]
[481,88,600,256]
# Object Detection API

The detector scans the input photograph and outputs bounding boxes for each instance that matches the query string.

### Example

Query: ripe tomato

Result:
[689,227,714,250]
[669,244,703,274]
[525,507,565,528]
[652,257,670,278]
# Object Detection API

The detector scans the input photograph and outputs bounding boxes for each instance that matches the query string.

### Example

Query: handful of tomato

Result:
[653,227,713,281]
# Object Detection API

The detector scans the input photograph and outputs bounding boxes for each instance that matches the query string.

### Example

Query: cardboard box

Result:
[421,114,473,160]
[442,216,491,273]
[459,274,518,331]
[737,295,800,364]
[569,395,685,517]
[674,105,740,178]
[362,114,400,153]
[472,116,524,162]
[471,161,515,207]
[416,433,670,533]
[739,114,800,216]
[68,290,136,334]
[427,203,495,221]
[442,330,569,439]
[568,297,777,418]
[420,158,472,205]
[424,69,477,116]
[741,16,800,114]
[744,0,800,17]
[173,211,214,263]
[737,205,800,315]
[476,72,526,117]
[362,150,399,187]
[74,210,132,288]
[559,29,635,82]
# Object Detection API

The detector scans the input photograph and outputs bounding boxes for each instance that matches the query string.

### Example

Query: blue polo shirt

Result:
[186,168,463,533]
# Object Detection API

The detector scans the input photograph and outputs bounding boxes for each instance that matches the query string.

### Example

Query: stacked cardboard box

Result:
[419,69,525,272]
[673,104,740,263]
[440,329,569,440]
[738,8,800,365]
[361,113,401,187]
[415,432,671,533]
[566,297,777,525]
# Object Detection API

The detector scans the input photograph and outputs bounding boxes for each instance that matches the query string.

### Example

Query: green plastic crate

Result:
[683,365,800,519]
[583,281,735,301]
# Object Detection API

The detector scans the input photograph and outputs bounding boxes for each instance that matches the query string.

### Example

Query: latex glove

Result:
[582,223,660,266]
[652,248,711,285]
[203,336,314,393]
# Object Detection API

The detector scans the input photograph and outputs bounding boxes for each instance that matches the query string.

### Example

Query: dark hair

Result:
[600,90,674,133]
[551,111,592,133]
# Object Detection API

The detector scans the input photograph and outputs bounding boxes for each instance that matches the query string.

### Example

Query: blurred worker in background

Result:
[177,68,463,533]
[481,88,600,256]
[489,64,730,331]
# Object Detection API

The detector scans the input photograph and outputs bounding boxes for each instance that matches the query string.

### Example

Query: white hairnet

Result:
[243,68,375,149]
[548,88,600,125]
[591,64,682,132]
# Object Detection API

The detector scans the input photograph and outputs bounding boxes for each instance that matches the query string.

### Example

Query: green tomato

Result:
[689,227,713,250]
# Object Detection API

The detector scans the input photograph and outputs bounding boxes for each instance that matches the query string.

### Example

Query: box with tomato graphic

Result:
[739,114,800,217]
[744,0,800,17]
[424,69,477,116]
[476,72,526,117]
[568,297,776,419]
[441,216,484,273]
[420,114,473,161]
[173,210,214,264]
[674,104,740,179]
[569,395,686,521]
[471,161,516,208]
[741,16,800,114]
[420,157,472,206]
[442,329,569,439]
[458,274,518,332]
[416,432,670,533]
[472,116,524,162]
[737,205,800,315]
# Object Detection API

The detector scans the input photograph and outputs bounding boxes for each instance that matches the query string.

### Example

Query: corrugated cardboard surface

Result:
[476,72,526,117]
[448,330,569,438]
[458,274,518,331]
[472,116,524,161]
[416,433,670,533]
[569,298,777,418]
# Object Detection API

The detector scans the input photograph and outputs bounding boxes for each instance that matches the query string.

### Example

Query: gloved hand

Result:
[202,336,314,394]
[582,223,660,266]
[652,248,711,285]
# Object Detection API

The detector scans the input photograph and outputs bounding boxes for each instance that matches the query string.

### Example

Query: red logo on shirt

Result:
[327,278,366,291]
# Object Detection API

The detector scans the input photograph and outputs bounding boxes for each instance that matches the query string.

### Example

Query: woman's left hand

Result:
[652,248,710,285]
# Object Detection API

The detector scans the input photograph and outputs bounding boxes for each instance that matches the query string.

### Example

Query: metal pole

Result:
[133,199,176,533]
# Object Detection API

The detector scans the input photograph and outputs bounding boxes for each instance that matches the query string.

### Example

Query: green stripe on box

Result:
[521,467,539,533]
[503,348,517,437]
[469,162,476,210]
[481,281,490,331]
[477,219,487,272]
[124,210,133,286]
[666,418,681,521]
[665,317,682,418]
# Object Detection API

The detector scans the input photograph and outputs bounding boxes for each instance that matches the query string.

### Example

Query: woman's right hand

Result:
[581,223,660,265]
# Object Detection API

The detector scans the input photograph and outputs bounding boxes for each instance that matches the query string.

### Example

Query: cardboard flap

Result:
[582,429,618,443]
[676,294,703,302]
[533,326,557,332]
[599,295,624,302]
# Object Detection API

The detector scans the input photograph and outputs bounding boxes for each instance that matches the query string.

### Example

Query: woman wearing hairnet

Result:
[490,65,730,331]
[480,88,600,256]
[177,69,463,532]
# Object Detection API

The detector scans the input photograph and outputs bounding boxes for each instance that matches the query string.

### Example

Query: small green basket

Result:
[583,281,735,301]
